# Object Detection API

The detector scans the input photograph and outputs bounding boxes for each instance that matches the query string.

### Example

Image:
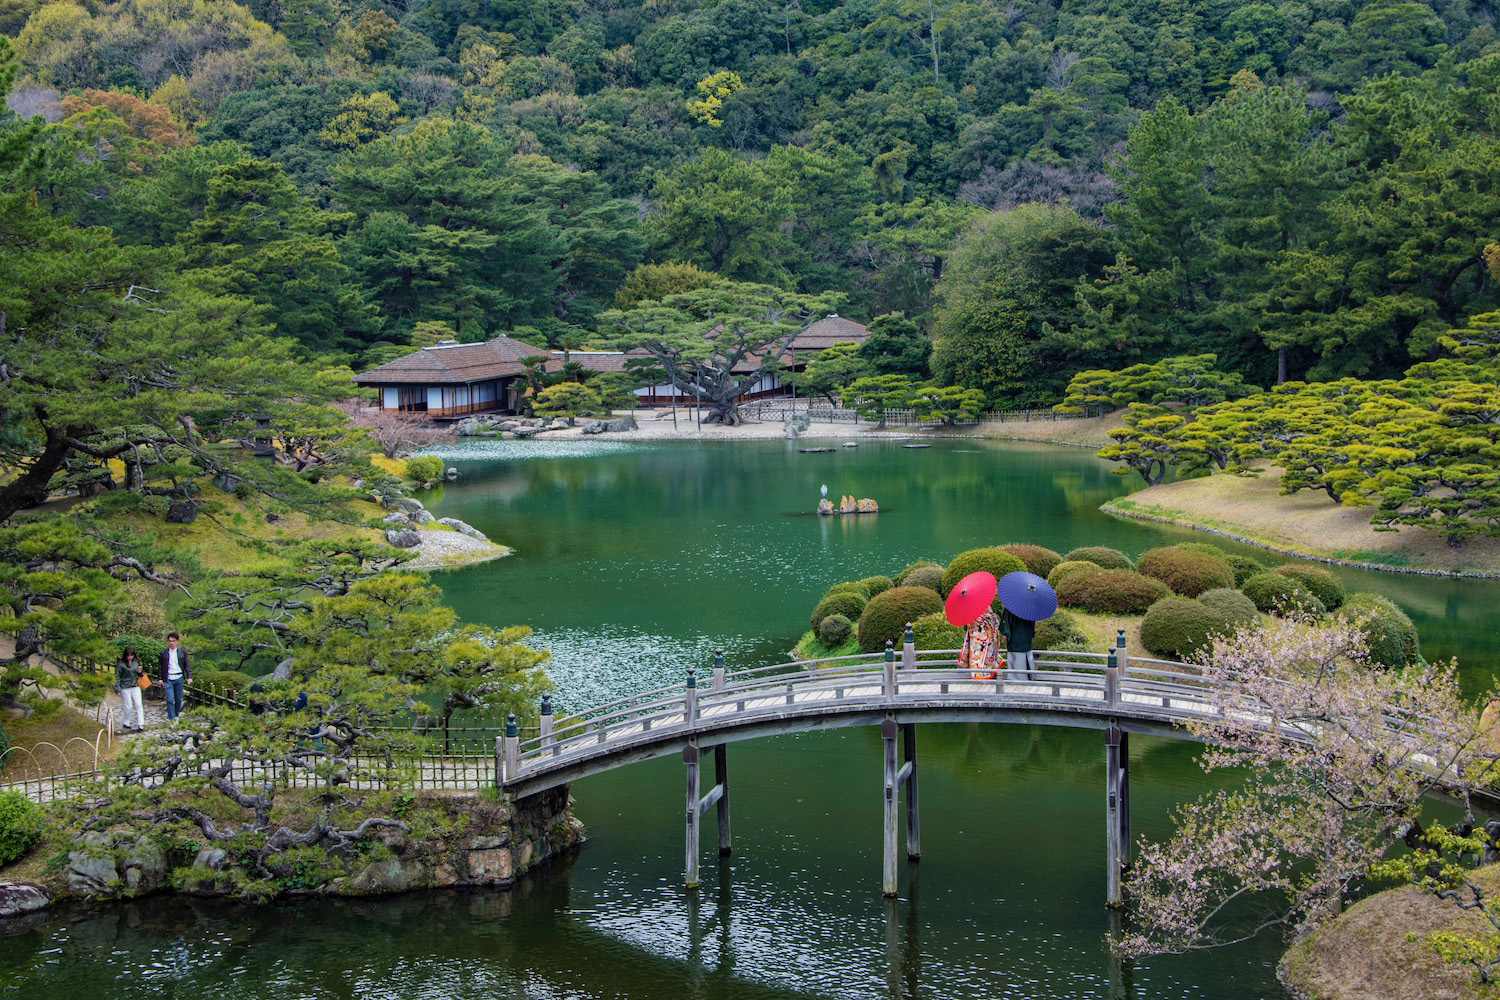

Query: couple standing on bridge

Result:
[947,571,1058,680]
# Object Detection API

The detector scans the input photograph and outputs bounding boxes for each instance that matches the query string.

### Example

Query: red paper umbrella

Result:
[944,571,998,626]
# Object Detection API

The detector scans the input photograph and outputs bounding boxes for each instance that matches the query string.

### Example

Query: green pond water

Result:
[5,437,1496,998]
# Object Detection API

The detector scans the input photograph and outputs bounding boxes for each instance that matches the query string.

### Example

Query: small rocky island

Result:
[818,495,878,515]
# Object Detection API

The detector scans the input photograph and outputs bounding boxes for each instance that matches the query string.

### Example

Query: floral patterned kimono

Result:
[958,609,1002,679]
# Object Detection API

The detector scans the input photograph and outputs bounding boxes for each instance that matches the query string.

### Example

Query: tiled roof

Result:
[354,335,553,385]
[790,315,871,351]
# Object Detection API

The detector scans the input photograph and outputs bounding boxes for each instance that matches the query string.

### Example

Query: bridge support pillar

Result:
[685,743,701,889]
[715,743,731,856]
[883,718,898,897]
[902,723,920,860]
[686,742,730,889]
[1105,723,1130,908]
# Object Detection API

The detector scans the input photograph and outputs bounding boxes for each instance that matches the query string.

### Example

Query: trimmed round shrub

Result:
[939,548,1027,596]
[857,586,944,652]
[894,560,943,585]
[811,591,867,632]
[910,612,964,651]
[1047,560,1103,591]
[900,565,943,594]
[1240,572,1326,616]
[1139,597,1235,660]
[139,495,170,519]
[856,576,894,599]
[405,455,444,484]
[1137,545,1236,597]
[1179,543,1265,586]
[1056,569,1171,614]
[1062,546,1135,570]
[1274,563,1345,611]
[0,790,44,865]
[1035,609,1090,650]
[999,544,1063,579]
[1340,592,1420,668]
[823,581,868,600]
[817,613,853,648]
[1197,588,1260,626]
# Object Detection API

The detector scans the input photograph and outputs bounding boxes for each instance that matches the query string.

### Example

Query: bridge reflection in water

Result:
[500,628,1219,907]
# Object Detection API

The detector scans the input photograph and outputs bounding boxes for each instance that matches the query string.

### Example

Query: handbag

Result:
[136,670,151,690]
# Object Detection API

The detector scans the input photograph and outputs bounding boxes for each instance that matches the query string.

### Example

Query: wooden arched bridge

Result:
[495,630,1260,906]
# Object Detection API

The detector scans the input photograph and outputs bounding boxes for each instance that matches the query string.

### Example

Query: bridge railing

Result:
[511,646,1232,775]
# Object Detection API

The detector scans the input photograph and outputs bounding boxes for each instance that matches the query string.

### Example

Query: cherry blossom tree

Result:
[1119,615,1495,959]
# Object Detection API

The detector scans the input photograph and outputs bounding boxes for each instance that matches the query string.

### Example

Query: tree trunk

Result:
[0,427,73,521]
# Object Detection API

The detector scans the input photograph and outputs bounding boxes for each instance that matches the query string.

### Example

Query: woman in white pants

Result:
[114,646,146,731]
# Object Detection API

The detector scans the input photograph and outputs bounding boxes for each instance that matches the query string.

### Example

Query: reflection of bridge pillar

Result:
[883,717,899,896]
[1105,723,1130,908]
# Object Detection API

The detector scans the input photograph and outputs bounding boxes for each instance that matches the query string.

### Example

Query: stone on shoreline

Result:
[438,517,488,541]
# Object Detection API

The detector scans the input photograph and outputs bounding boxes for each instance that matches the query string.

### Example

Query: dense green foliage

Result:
[856,585,943,652]
[0,789,43,865]
[1240,571,1326,616]
[1136,545,1236,597]
[816,612,853,648]
[1139,596,1236,660]
[810,591,867,633]
[1274,563,1346,611]
[1340,592,1421,667]
[893,560,942,586]
[910,612,963,652]
[0,0,1490,416]
[1055,568,1170,614]
[899,565,943,594]
[998,543,1062,578]
[938,547,1026,596]
[1061,546,1135,571]
[1046,559,1103,590]
[1197,588,1261,626]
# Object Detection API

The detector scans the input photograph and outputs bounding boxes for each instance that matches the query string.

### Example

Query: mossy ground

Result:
[1280,864,1500,999]
[1106,470,1500,576]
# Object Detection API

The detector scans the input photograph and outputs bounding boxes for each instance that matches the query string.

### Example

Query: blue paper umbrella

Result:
[995,571,1058,621]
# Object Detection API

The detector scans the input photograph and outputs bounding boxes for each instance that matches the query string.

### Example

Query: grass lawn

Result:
[1105,469,1500,576]
[2,704,121,778]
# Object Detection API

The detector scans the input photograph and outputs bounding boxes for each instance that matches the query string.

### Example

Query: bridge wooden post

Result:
[712,648,725,691]
[685,743,701,889]
[882,716,899,897]
[1115,628,1129,675]
[1105,648,1119,706]
[715,743,731,856]
[883,641,896,697]
[539,694,554,750]
[685,668,698,724]
[1105,722,1130,908]
[902,722,920,860]
[494,735,504,787]
[902,624,916,671]
[503,714,518,783]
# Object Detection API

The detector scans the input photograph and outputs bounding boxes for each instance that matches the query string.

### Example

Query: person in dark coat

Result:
[157,632,193,721]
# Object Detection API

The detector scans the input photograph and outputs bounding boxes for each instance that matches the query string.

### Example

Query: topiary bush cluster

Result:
[857,586,944,652]
[1240,572,1325,616]
[939,548,1027,596]
[855,576,893,598]
[1056,569,1171,614]
[1340,592,1420,667]
[404,454,444,484]
[1139,596,1239,660]
[1197,588,1260,626]
[817,613,853,648]
[1062,546,1135,570]
[910,612,964,651]
[1176,543,1265,586]
[0,789,44,865]
[1035,609,1091,650]
[900,565,944,593]
[999,544,1063,579]
[894,560,942,586]
[811,591,867,632]
[1046,560,1102,590]
[1136,545,1236,597]
[1274,564,1345,611]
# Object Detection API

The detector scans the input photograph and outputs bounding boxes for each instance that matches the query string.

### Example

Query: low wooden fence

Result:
[739,401,1108,427]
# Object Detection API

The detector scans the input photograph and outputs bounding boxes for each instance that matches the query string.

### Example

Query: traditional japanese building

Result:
[354,316,871,417]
